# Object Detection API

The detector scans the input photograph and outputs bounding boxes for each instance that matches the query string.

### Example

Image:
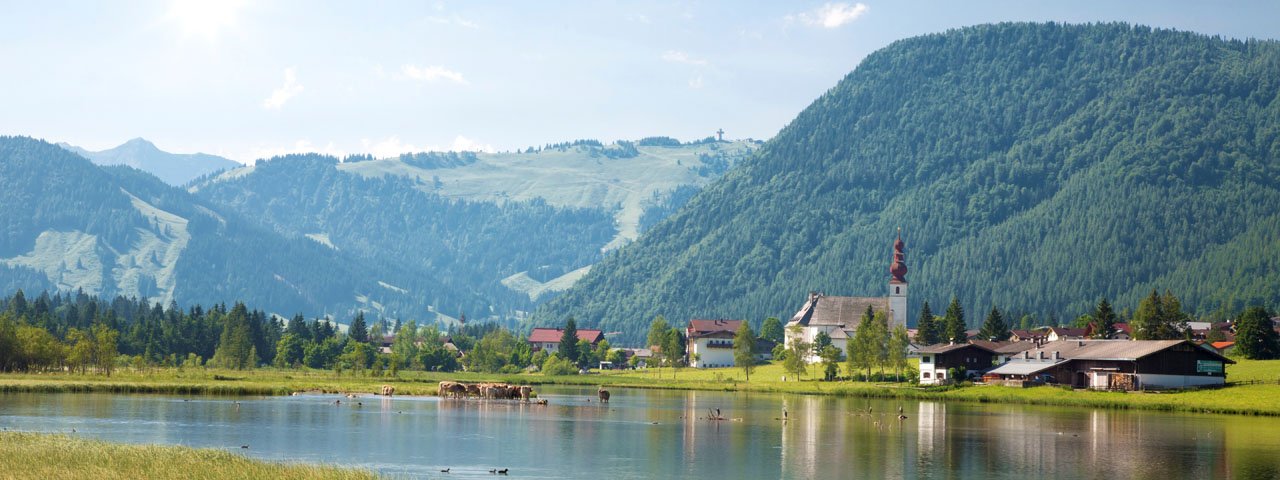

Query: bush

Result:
[542,356,577,376]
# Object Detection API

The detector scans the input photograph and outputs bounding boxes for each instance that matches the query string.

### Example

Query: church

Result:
[784,233,908,363]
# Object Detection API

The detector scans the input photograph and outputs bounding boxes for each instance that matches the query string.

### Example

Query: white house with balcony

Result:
[686,319,742,368]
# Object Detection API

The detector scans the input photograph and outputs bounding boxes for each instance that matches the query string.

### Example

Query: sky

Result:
[3,1,1279,164]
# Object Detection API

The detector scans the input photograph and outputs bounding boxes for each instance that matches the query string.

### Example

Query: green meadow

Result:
[0,358,1276,416]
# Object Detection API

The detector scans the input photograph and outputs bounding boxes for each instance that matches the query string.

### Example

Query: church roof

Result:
[787,293,890,329]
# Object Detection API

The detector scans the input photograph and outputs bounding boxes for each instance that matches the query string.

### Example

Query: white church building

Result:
[784,233,908,363]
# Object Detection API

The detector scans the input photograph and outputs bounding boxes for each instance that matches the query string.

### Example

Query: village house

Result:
[918,343,997,385]
[985,339,1234,390]
[527,327,604,354]
[1010,329,1045,343]
[686,319,743,368]
[785,233,909,363]
[1045,326,1087,342]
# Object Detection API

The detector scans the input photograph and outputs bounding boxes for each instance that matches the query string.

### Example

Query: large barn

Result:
[985,339,1234,390]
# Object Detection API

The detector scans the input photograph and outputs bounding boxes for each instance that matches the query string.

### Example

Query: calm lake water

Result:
[2,386,1279,479]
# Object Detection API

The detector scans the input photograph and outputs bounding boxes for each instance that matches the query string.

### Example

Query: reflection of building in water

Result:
[779,396,821,479]
[915,401,943,458]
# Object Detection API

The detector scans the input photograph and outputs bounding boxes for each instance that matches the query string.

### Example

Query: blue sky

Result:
[3,1,1278,163]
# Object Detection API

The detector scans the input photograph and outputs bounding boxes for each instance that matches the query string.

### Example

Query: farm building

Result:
[918,343,997,385]
[985,339,1234,390]
[527,328,604,353]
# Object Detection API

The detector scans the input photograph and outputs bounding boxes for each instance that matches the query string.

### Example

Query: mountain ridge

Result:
[532,22,1280,344]
[59,138,240,186]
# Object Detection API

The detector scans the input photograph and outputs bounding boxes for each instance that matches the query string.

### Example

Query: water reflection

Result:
[0,388,1277,479]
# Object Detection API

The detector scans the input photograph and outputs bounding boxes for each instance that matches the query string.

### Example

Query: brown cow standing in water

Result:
[597,386,610,403]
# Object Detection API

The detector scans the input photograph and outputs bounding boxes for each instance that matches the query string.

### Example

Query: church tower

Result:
[888,230,908,330]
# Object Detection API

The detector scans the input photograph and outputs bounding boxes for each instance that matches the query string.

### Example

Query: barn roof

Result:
[528,328,604,344]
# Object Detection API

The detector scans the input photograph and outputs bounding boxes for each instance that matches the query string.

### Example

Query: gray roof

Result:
[971,340,1038,354]
[918,342,995,354]
[1011,339,1235,363]
[987,360,1064,376]
[787,293,890,329]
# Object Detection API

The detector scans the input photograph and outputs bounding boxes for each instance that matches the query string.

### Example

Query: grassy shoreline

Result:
[1,360,1277,417]
[0,431,375,480]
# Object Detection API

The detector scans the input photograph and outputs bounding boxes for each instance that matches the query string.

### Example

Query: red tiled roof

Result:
[528,328,604,344]
[1211,341,1235,350]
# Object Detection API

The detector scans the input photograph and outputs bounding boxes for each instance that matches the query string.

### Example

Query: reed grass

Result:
[0,431,376,480]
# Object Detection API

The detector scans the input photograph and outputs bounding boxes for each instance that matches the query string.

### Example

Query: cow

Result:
[381,385,395,396]
[598,386,610,403]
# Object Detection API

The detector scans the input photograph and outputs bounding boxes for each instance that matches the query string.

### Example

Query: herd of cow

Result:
[437,381,534,401]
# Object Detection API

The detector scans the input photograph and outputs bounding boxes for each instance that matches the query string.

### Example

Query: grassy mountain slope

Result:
[0,136,477,321]
[533,23,1280,343]
[193,153,618,320]
[333,139,758,250]
[60,138,240,187]
[192,139,757,314]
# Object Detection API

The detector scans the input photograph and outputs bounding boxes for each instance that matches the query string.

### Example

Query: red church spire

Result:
[890,228,907,284]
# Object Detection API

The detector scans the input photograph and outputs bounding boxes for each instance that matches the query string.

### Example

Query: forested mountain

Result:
[0,136,480,321]
[193,153,617,320]
[534,22,1280,344]
[193,138,758,308]
[59,138,239,186]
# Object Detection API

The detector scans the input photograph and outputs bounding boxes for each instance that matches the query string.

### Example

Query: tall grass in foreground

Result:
[0,432,377,480]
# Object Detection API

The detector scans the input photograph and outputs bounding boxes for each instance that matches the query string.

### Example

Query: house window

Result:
[923,372,931,379]
[922,356,931,363]
[939,372,945,379]
[895,286,900,294]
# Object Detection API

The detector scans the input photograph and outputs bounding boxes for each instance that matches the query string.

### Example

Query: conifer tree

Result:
[944,297,967,344]
[915,301,936,345]
[979,306,1010,341]
[559,318,579,364]
[348,312,369,343]
[287,314,310,341]
[1089,297,1116,339]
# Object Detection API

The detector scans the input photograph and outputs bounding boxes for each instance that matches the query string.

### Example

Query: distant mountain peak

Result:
[123,137,157,148]
[57,137,238,186]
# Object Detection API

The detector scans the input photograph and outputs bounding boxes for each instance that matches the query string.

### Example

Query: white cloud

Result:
[262,68,303,110]
[788,2,869,29]
[426,15,479,29]
[448,135,494,153]
[399,64,469,85]
[163,0,248,42]
[361,136,423,158]
[688,75,704,89]
[661,50,708,66]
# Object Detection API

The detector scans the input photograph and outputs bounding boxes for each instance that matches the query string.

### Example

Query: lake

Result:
[1,386,1278,479]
